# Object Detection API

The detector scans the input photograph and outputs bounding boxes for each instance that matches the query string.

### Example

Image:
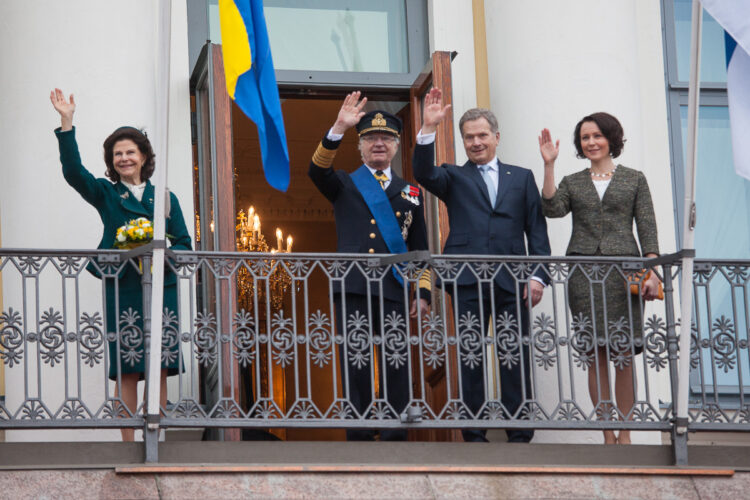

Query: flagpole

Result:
[145,0,171,461]
[675,0,702,463]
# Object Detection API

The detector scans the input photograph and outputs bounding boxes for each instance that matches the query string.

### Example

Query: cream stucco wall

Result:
[427,0,478,165]
[0,0,194,441]
[430,0,676,444]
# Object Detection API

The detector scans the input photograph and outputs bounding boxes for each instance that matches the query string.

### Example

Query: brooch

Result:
[400,185,420,206]
[120,191,130,199]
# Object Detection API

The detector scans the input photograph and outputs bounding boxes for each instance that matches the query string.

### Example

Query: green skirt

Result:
[105,283,182,380]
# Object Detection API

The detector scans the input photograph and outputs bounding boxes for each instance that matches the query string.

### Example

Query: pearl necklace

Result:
[590,165,617,178]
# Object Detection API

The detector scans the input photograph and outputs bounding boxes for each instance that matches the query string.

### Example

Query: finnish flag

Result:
[701,0,750,180]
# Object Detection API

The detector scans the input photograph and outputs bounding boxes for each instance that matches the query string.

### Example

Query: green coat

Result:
[55,127,192,379]
[542,165,659,356]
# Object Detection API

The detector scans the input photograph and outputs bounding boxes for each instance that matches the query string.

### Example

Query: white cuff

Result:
[531,276,547,287]
[416,129,436,145]
[326,128,344,141]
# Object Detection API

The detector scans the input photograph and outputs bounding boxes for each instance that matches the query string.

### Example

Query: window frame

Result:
[661,0,729,244]
[661,0,749,399]
[196,0,429,91]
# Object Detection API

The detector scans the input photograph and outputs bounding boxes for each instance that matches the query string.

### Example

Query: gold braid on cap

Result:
[358,112,400,137]
[312,141,337,168]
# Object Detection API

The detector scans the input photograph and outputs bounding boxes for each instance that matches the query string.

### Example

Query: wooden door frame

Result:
[191,43,240,441]
[409,51,462,442]
[192,46,460,442]
[409,51,456,253]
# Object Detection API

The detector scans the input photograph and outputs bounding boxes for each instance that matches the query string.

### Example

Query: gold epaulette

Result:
[418,268,432,291]
[312,141,337,168]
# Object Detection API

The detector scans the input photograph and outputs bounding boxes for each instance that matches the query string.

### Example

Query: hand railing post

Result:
[140,253,159,463]
[672,0,704,466]
[663,262,688,465]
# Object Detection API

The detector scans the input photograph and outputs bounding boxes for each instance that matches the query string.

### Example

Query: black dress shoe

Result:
[346,429,376,441]
[507,434,532,443]
[462,429,489,442]
[380,429,408,441]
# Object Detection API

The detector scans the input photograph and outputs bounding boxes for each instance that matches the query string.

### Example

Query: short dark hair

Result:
[102,126,155,182]
[459,108,499,136]
[573,112,625,159]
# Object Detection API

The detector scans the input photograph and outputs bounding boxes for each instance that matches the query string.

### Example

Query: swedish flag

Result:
[219,0,290,192]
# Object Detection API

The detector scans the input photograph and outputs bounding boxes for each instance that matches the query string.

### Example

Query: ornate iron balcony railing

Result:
[0,248,747,463]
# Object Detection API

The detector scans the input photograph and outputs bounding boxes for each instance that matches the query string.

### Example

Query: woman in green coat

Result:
[50,89,192,441]
[539,113,660,445]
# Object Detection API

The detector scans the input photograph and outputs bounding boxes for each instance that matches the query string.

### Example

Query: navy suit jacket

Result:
[413,142,550,293]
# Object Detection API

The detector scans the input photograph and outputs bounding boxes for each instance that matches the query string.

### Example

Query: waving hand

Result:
[331,91,368,135]
[538,128,559,166]
[50,88,75,131]
[421,88,452,134]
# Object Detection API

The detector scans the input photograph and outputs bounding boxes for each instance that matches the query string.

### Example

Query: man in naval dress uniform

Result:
[309,92,431,441]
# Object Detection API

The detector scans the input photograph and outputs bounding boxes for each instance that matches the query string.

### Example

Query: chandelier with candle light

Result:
[236,206,293,311]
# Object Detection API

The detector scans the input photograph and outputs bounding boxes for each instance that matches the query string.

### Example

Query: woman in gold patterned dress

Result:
[539,113,660,445]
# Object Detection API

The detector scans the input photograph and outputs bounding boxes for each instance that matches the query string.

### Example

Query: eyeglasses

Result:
[361,135,397,144]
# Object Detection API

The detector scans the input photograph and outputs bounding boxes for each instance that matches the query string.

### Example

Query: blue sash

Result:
[350,165,406,286]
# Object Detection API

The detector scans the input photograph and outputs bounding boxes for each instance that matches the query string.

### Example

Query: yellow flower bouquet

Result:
[114,217,154,250]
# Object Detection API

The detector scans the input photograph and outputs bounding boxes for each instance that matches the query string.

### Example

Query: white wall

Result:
[428,0,478,165]
[483,0,675,257]
[430,0,677,444]
[0,0,194,441]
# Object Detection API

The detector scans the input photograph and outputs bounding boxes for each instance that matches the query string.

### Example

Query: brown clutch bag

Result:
[629,270,664,300]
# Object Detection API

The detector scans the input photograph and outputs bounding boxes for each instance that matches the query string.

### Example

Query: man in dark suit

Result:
[412,88,551,443]
[309,91,431,440]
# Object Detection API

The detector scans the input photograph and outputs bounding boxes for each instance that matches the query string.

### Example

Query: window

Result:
[205,0,428,88]
[663,0,750,252]
[663,0,750,397]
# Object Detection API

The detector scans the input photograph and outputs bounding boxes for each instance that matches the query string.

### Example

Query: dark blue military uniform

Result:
[308,111,430,440]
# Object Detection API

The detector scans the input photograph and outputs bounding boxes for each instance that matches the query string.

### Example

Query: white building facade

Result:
[1,0,743,445]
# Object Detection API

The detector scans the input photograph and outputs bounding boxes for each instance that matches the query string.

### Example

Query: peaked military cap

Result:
[357,110,402,138]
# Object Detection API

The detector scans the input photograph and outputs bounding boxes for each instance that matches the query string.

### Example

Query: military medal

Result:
[400,210,413,240]
[400,185,420,206]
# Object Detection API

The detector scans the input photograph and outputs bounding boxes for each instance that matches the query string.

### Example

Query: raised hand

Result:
[50,88,75,131]
[331,91,367,135]
[421,87,452,134]
[538,128,559,166]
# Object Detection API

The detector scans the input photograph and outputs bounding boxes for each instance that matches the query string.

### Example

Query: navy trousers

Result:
[334,293,410,441]
[452,284,534,443]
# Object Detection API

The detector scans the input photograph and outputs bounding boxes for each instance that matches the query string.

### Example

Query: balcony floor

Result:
[1,441,749,499]
[2,440,750,470]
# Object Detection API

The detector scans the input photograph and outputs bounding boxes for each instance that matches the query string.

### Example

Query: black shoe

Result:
[380,429,408,441]
[346,429,376,441]
[506,433,532,443]
[462,429,489,442]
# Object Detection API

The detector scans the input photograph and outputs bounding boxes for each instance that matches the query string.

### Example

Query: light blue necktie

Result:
[478,164,497,206]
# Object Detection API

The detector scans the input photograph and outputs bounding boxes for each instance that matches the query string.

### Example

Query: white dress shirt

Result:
[416,130,436,144]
